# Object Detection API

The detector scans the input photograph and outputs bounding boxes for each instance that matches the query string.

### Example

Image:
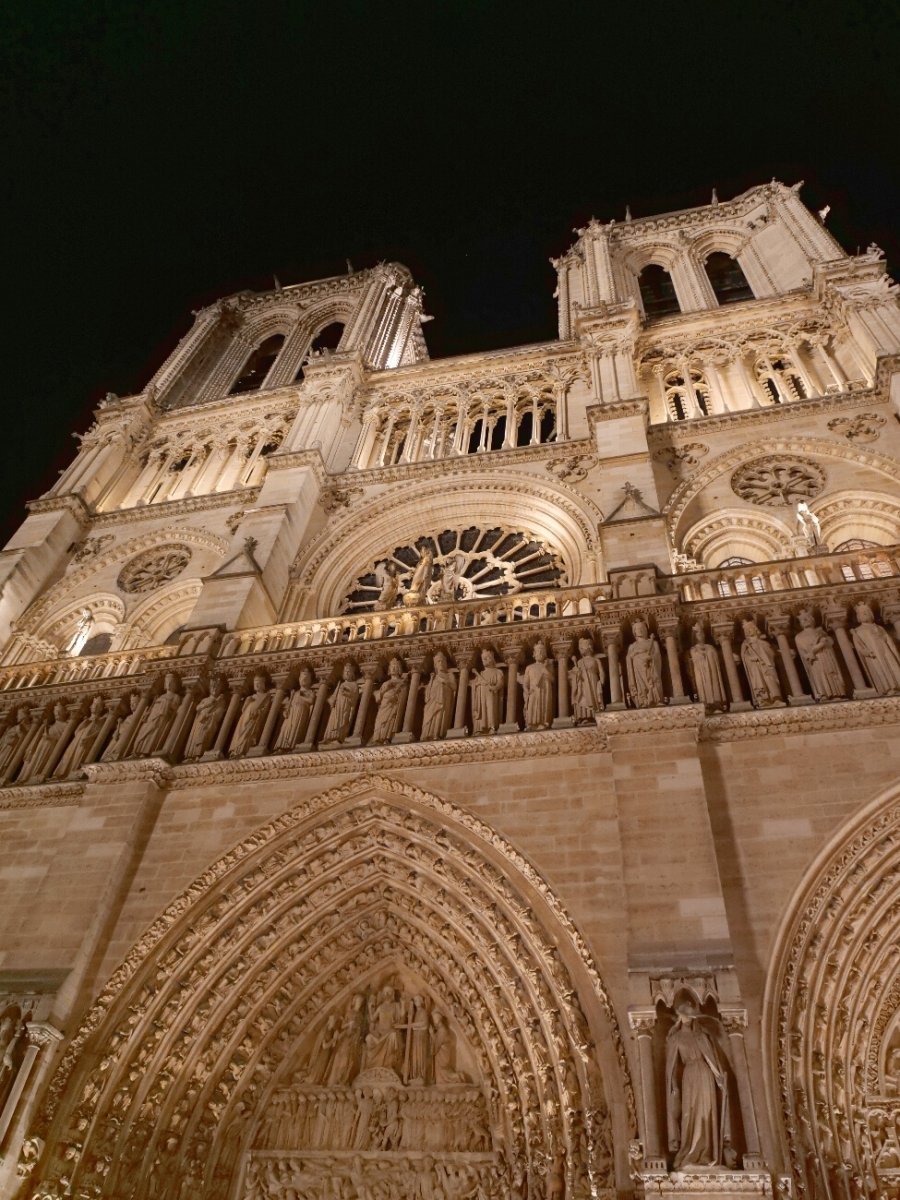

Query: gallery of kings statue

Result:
[0,182,899,1200]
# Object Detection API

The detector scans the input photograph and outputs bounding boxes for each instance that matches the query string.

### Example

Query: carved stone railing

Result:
[674,545,900,601]
[0,645,178,694]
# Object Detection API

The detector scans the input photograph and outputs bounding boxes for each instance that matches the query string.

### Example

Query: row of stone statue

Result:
[1,601,899,782]
[244,1155,504,1200]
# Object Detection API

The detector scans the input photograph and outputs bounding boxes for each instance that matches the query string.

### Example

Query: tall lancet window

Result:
[705,252,755,304]
[229,334,285,395]
[638,264,680,318]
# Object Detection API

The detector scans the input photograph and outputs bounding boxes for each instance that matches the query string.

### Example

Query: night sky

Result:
[2,1,899,544]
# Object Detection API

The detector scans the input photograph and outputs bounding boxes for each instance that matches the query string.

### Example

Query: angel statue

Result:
[373,561,400,611]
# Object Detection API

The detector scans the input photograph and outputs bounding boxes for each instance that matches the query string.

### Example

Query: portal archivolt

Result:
[29,776,633,1199]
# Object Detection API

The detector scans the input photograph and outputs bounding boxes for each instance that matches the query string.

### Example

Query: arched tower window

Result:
[754,354,807,404]
[309,321,345,354]
[663,365,710,420]
[229,334,285,395]
[638,264,680,319]
[704,252,755,305]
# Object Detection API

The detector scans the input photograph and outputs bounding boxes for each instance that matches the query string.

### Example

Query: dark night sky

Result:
[2,1,899,543]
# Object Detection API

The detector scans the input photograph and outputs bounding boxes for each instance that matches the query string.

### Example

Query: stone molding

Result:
[90,485,261,528]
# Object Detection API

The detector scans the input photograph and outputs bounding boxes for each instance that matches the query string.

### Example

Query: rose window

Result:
[730,456,825,507]
[117,544,193,594]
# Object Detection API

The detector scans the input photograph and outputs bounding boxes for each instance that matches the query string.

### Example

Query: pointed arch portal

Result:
[31,776,633,1199]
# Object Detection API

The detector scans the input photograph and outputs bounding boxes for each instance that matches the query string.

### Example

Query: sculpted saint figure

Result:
[0,707,33,778]
[626,620,664,708]
[54,697,107,777]
[518,641,554,730]
[373,562,399,611]
[403,995,431,1086]
[569,637,605,722]
[363,986,403,1075]
[325,994,367,1085]
[307,1014,341,1085]
[687,625,728,711]
[420,651,457,741]
[432,1011,463,1084]
[183,677,227,761]
[740,620,784,707]
[470,649,504,735]
[666,997,733,1169]
[273,667,315,752]
[406,545,435,605]
[851,602,900,695]
[322,663,360,744]
[794,609,845,700]
[19,702,69,781]
[131,673,182,757]
[228,674,272,757]
[371,658,408,744]
[102,691,141,761]
[64,606,94,656]
[795,501,823,550]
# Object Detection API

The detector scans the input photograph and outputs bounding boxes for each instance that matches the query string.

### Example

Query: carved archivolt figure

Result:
[19,701,69,781]
[0,707,33,777]
[420,652,457,741]
[101,691,140,761]
[322,663,360,744]
[519,641,554,730]
[794,608,845,700]
[183,677,227,761]
[131,672,182,757]
[851,602,900,695]
[626,620,664,708]
[362,986,404,1075]
[273,668,315,752]
[371,658,408,744]
[666,997,733,1169]
[470,648,504,734]
[740,620,784,707]
[569,637,605,722]
[687,624,728,710]
[54,696,106,777]
[229,674,271,757]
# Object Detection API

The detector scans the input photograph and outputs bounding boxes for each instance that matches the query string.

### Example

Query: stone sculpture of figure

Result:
[131,673,182,757]
[406,545,435,606]
[851,602,900,695]
[307,1015,341,1085]
[431,554,467,604]
[373,562,399,611]
[64,606,94,656]
[796,501,823,550]
[688,624,728,711]
[420,651,457,741]
[0,1006,29,1117]
[273,667,315,752]
[371,658,408,744]
[625,620,664,708]
[403,995,431,1086]
[518,641,554,730]
[322,663,360,744]
[183,677,227,761]
[740,620,784,707]
[569,637,605,722]
[432,1011,463,1084]
[228,674,272,757]
[19,702,69,781]
[54,696,106,777]
[363,986,403,1076]
[470,649,504,735]
[101,691,140,762]
[794,609,846,700]
[325,994,367,1086]
[0,707,32,778]
[666,997,732,1169]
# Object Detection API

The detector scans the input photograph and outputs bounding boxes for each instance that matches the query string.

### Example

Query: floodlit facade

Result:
[1,182,900,1199]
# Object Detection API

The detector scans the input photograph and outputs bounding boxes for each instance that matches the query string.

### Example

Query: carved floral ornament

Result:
[28,777,632,1200]
[730,456,826,507]
[827,411,886,443]
[117,544,193,594]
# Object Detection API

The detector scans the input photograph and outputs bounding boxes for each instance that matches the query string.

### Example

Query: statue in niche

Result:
[795,501,824,551]
[373,561,400,611]
[63,606,94,656]
[518,640,554,730]
[626,619,665,708]
[687,624,728,711]
[851,602,900,695]
[665,996,734,1169]
[403,994,431,1086]
[569,636,605,722]
[321,663,360,744]
[371,657,408,744]
[470,648,504,734]
[183,677,227,761]
[19,702,69,781]
[740,619,785,707]
[131,672,182,757]
[362,986,404,1075]
[324,994,367,1085]
[273,667,315,752]
[101,691,141,761]
[405,544,435,606]
[794,608,846,700]
[228,674,272,757]
[54,696,106,777]
[0,707,33,778]
[420,651,457,740]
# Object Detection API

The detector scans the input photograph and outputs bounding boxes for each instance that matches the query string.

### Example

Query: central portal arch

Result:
[31,775,634,1199]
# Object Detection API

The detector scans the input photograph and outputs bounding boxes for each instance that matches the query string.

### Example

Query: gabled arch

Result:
[680,508,793,567]
[31,775,634,1199]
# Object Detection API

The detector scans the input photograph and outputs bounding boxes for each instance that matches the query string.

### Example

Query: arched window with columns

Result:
[638,263,680,319]
[228,334,286,395]
[704,252,755,305]
[663,364,710,421]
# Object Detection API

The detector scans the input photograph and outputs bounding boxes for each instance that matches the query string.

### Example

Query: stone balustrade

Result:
[0,645,178,694]
[675,544,900,601]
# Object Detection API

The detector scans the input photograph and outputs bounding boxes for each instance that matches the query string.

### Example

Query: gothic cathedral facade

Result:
[1,182,900,1200]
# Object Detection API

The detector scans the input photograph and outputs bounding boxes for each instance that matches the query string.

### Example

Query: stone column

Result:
[249,672,289,756]
[766,615,811,704]
[825,605,876,698]
[601,629,625,710]
[0,1021,63,1148]
[448,651,474,739]
[394,655,425,743]
[720,1010,766,1171]
[499,648,521,734]
[658,620,690,705]
[205,680,245,760]
[551,639,574,728]
[299,668,332,751]
[162,682,201,760]
[627,1011,667,1170]
[84,698,125,765]
[712,622,752,711]
[346,663,378,747]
